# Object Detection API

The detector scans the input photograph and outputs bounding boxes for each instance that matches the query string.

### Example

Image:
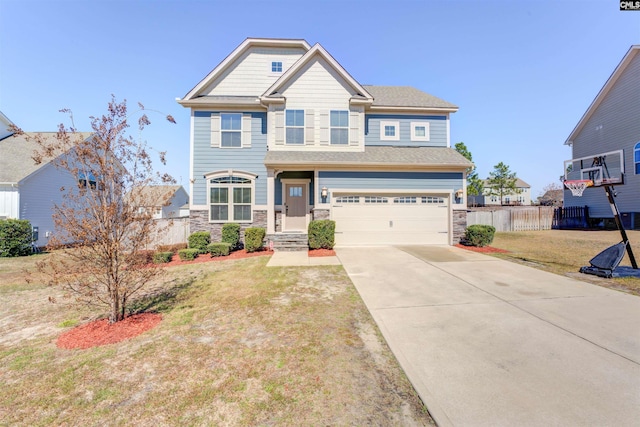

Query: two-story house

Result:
[178,38,472,248]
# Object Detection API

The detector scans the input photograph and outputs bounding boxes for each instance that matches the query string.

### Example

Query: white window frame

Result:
[411,121,430,142]
[380,120,400,141]
[205,171,256,223]
[330,110,349,145]
[271,61,283,73]
[285,109,305,145]
[220,113,242,148]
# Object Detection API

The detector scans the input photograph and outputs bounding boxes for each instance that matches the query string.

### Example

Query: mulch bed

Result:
[57,313,162,350]
[308,248,336,257]
[455,244,509,254]
[160,248,273,267]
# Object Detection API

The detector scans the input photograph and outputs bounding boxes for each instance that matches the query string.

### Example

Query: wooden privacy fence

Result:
[552,206,589,229]
[467,207,554,232]
[147,217,190,248]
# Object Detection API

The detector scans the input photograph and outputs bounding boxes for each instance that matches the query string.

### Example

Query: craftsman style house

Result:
[178,38,472,247]
[564,45,640,229]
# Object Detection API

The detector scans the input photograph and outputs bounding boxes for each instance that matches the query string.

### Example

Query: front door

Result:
[284,183,307,231]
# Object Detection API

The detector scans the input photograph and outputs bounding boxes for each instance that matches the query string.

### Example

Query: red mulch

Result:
[455,244,509,254]
[308,248,336,257]
[161,248,273,267]
[57,313,162,350]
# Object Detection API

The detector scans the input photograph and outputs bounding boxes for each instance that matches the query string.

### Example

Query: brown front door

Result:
[284,184,306,231]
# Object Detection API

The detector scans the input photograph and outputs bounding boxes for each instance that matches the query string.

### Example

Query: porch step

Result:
[267,233,309,252]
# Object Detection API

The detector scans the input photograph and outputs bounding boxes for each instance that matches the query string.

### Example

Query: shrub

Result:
[463,224,496,247]
[152,251,173,264]
[188,231,211,253]
[244,227,266,253]
[133,250,155,265]
[308,220,335,249]
[178,248,200,261]
[222,223,241,250]
[158,243,188,254]
[208,242,231,257]
[0,219,33,257]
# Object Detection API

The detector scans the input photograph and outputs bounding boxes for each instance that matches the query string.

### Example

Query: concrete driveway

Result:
[336,245,640,427]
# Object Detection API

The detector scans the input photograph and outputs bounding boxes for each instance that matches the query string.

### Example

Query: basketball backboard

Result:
[564,149,624,186]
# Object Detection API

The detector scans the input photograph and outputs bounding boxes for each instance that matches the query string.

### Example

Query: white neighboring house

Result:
[0,113,92,247]
[136,185,189,219]
[474,178,531,206]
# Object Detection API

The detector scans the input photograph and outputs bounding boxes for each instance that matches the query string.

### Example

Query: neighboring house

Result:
[135,185,189,219]
[482,178,531,206]
[564,45,640,229]
[177,38,472,246]
[0,113,92,247]
[537,189,563,207]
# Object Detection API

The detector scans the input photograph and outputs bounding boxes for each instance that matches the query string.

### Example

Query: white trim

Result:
[380,121,400,141]
[206,171,256,223]
[189,111,195,207]
[410,121,430,142]
[281,178,311,231]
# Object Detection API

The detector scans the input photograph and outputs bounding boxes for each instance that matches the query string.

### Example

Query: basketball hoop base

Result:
[580,265,640,278]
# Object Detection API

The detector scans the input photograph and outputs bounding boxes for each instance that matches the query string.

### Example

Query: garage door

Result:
[331,193,450,246]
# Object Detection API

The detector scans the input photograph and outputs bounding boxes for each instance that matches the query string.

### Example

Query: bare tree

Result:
[14,96,176,323]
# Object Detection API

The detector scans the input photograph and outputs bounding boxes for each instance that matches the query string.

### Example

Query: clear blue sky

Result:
[1,0,638,199]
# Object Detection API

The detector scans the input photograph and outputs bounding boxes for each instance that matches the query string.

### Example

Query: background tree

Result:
[17,96,176,323]
[486,162,520,205]
[454,142,484,197]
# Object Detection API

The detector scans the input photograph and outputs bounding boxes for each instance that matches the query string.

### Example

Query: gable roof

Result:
[134,185,185,207]
[364,86,458,111]
[179,38,311,103]
[261,43,373,103]
[565,45,640,145]
[0,132,89,184]
[483,178,530,188]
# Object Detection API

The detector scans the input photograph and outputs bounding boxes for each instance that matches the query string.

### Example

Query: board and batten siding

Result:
[192,111,267,206]
[365,114,448,147]
[565,51,640,217]
[0,186,19,218]
[318,171,463,199]
[202,47,307,97]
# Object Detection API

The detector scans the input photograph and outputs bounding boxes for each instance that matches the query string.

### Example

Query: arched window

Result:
[205,170,256,222]
[635,142,640,175]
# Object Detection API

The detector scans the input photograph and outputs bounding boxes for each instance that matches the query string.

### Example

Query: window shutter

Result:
[319,110,329,145]
[242,113,252,148]
[210,113,220,148]
[305,109,315,145]
[274,107,284,145]
[349,109,359,146]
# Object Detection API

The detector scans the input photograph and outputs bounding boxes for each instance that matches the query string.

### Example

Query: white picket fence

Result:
[467,207,554,232]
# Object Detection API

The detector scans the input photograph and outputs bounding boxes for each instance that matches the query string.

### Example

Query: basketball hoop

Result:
[564,179,593,197]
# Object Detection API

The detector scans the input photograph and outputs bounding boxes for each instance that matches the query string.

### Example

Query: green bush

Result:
[244,227,266,253]
[208,242,231,257]
[178,248,200,261]
[222,223,241,250]
[308,220,335,249]
[0,219,33,257]
[152,251,173,264]
[463,224,496,247]
[158,243,188,253]
[188,231,211,253]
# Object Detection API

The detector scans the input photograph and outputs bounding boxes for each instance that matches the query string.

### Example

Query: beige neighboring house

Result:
[0,112,93,247]
[482,178,532,206]
[136,185,189,219]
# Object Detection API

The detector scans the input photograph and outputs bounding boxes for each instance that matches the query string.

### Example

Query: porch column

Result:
[267,168,275,234]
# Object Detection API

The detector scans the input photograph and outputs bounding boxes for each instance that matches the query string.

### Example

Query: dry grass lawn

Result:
[0,254,433,426]
[489,229,640,295]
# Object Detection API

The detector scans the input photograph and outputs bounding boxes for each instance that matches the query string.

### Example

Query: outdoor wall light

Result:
[455,189,464,199]
[321,187,328,198]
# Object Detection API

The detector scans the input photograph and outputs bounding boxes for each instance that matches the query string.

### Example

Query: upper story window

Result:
[271,61,283,73]
[207,174,254,222]
[380,120,399,141]
[330,110,349,145]
[221,113,242,147]
[635,142,640,174]
[411,122,430,141]
[78,171,99,190]
[286,110,304,145]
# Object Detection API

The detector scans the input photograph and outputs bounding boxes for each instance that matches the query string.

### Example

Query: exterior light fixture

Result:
[321,187,328,198]
[455,189,464,199]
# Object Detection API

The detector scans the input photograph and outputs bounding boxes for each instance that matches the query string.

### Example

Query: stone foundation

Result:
[453,210,467,244]
[190,210,267,243]
[312,208,330,220]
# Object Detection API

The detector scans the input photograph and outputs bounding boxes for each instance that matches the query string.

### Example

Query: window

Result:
[221,113,242,148]
[289,186,302,197]
[286,110,304,144]
[78,171,98,189]
[208,175,254,222]
[635,142,640,175]
[380,120,399,141]
[364,196,388,204]
[330,110,349,145]
[411,122,430,141]
[422,196,445,204]
[393,196,417,204]
[335,196,360,203]
[272,61,283,72]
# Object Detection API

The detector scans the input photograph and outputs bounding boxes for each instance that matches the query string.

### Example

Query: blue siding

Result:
[193,111,267,205]
[365,114,447,147]
[318,171,463,199]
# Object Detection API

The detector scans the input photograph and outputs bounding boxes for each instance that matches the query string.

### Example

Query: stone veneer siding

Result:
[312,208,330,220]
[190,210,267,243]
[452,210,467,244]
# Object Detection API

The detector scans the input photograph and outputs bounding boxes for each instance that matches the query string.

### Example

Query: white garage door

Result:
[331,193,450,246]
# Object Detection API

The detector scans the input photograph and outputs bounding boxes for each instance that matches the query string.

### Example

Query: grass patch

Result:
[57,319,80,328]
[0,255,433,426]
